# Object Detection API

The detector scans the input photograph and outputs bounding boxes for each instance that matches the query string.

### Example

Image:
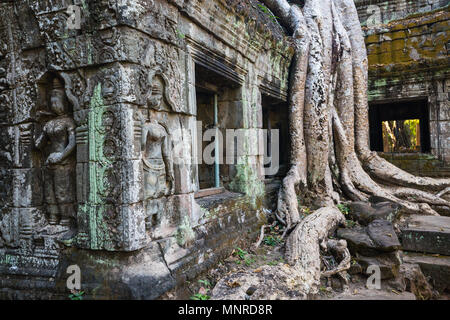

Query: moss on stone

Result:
[229,156,265,202]
[176,215,196,247]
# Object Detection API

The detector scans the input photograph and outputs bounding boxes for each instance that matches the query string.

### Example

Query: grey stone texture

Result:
[355,0,448,26]
[0,0,292,298]
[337,219,401,256]
[403,252,450,293]
[400,215,450,256]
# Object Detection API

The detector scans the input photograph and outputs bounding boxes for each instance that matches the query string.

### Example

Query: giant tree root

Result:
[211,207,347,300]
[285,207,346,295]
[258,0,450,298]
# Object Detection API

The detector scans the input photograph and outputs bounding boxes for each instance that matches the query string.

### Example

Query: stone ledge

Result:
[403,252,450,293]
[400,215,450,256]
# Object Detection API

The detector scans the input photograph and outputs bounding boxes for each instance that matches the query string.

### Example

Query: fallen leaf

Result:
[254,268,262,273]
[226,281,241,288]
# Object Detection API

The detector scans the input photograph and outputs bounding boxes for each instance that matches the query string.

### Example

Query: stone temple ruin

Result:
[0,0,449,299]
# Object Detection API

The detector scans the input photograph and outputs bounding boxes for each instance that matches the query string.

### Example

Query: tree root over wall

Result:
[246,0,450,298]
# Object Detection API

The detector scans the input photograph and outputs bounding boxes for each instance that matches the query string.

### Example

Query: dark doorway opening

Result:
[369,99,431,153]
[262,94,290,179]
[196,87,218,190]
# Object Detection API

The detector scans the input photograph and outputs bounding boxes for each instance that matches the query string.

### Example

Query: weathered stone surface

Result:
[357,252,402,280]
[398,263,435,300]
[348,200,400,225]
[0,0,294,299]
[337,219,401,256]
[403,252,450,293]
[323,287,416,300]
[356,0,447,26]
[367,219,401,252]
[337,226,380,256]
[211,265,307,300]
[400,215,450,256]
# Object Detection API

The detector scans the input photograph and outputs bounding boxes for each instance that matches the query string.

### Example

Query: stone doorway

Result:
[262,94,290,179]
[369,99,431,153]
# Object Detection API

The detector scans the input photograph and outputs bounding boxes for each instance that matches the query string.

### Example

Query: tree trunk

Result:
[260,0,450,297]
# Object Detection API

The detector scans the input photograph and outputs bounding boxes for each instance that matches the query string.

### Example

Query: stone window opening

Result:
[262,94,290,181]
[194,64,241,198]
[369,99,431,154]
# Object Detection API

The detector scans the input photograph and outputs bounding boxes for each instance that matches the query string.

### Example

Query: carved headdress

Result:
[51,77,64,93]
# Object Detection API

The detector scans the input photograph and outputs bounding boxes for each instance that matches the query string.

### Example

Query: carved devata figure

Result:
[141,75,175,201]
[35,77,76,235]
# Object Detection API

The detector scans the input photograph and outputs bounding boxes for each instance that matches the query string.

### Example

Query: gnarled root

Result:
[285,207,346,295]
[321,239,351,281]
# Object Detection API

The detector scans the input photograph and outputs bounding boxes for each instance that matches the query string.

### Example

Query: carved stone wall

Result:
[0,0,293,298]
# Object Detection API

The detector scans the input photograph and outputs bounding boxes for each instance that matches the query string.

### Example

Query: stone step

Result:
[399,215,450,256]
[403,252,450,293]
[325,288,416,300]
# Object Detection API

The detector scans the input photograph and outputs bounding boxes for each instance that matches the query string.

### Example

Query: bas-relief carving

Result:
[34,76,77,238]
[141,73,176,231]
[139,40,185,113]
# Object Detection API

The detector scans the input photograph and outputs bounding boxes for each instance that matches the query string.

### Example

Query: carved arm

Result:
[162,134,175,187]
[58,126,76,162]
[34,124,47,150]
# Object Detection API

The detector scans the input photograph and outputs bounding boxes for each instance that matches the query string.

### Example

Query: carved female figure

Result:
[35,77,76,228]
[141,76,175,200]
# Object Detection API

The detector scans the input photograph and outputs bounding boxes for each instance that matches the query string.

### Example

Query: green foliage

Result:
[190,279,212,300]
[346,219,356,228]
[244,256,256,266]
[263,235,281,246]
[69,291,84,300]
[300,206,312,215]
[234,247,255,266]
[176,28,185,39]
[267,258,285,266]
[382,119,420,152]
[337,203,350,215]
[257,4,279,22]
[190,293,210,300]
[235,247,248,260]
[198,279,211,288]
[405,119,420,148]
